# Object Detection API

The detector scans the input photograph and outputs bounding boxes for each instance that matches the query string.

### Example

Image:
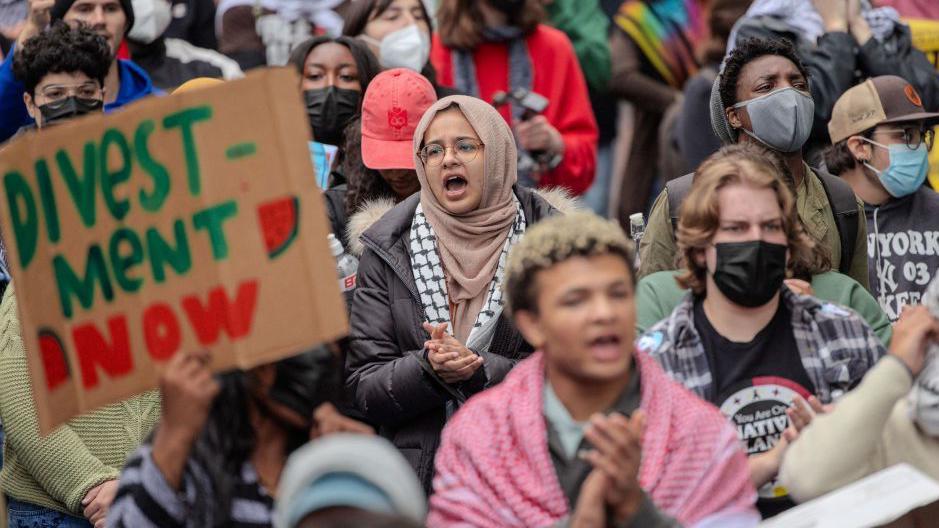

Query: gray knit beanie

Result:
[710,72,738,145]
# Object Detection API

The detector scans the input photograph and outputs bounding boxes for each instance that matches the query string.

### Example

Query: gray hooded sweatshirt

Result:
[866,186,939,322]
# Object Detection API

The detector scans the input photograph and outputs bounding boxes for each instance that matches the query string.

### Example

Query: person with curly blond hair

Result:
[638,143,885,519]
[428,211,759,528]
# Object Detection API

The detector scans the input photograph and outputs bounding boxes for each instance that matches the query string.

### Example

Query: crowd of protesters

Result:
[1,0,939,527]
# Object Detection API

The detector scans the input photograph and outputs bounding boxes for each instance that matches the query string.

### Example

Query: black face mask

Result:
[711,240,787,308]
[266,350,334,428]
[303,86,360,146]
[38,96,103,127]
[488,0,526,15]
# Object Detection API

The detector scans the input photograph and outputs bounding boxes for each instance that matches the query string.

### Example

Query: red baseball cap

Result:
[361,68,438,170]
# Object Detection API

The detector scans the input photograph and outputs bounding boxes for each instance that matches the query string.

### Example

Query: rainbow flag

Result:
[614,0,708,89]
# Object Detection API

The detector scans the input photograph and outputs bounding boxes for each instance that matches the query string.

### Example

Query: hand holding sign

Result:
[152,349,219,490]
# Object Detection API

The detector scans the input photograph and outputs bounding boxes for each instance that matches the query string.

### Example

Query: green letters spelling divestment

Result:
[108,228,145,293]
[193,201,238,260]
[56,142,98,227]
[100,128,133,221]
[163,106,212,197]
[54,246,114,318]
[147,220,192,282]
[3,170,37,268]
[135,119,171,212]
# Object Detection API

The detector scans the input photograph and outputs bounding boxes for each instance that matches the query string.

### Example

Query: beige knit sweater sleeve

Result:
[0,288,119,513]
[779,356,913,502]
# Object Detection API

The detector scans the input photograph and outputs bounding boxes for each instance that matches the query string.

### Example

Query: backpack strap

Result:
[815,170,859,275]
[666,173,695,235]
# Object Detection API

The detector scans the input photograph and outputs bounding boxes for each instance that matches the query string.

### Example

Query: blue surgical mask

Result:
[861,138,929,198]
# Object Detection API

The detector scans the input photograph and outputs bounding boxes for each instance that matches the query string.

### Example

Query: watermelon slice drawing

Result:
[257,195,300,259]
[38,329,70,390]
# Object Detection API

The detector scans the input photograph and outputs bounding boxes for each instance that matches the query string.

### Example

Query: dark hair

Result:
[13,23,111,96]
[698,0,751,65]
[288,36,382,98]
[437,0,544,50]
[341,0,440,86]
[719,37,809,110]
[299,508,424,528]
[183,349,339,526]
[340,116,397,214]
[824,128,875,176]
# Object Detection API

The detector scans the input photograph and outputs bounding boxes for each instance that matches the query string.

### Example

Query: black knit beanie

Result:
[50,0,135,31]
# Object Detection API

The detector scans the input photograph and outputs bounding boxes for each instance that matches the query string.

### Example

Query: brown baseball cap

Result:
[828,75,939,143]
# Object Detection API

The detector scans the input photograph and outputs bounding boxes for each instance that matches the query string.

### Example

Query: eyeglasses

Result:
[38,83,102,107]
[874,127,935,151]
[419,139,483,167]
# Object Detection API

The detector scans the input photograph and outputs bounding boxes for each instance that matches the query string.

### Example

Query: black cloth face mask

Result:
[488,0,526,15]
[303,86,361,146]
[710,240,787,308]
[38,96,103,126]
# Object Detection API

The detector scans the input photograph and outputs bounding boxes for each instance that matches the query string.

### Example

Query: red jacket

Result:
[431,25,599,195]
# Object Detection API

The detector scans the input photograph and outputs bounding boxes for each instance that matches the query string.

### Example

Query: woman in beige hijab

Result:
[345,95,575,492]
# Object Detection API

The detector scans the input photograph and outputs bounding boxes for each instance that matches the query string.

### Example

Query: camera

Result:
[491,89,561,182]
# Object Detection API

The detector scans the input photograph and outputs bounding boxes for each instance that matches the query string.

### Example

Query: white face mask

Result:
[128,0,172,45]
[360,24,430,72]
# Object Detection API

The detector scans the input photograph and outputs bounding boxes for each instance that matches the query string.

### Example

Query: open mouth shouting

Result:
[587,333,624,362]
[443,173,468,200]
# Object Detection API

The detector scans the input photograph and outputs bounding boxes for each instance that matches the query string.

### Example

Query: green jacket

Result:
[637,165,870,289]
[635,270,892,345]
[0,287,161,515]
[546,0,611,92]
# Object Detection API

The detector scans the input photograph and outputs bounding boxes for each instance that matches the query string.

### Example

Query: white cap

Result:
[327,233,343,258]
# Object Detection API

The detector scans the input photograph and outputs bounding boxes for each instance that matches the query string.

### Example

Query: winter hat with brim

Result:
[272,434,426,528]
[51,0,135,30]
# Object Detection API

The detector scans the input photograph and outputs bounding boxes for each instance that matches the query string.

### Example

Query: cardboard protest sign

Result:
[0,68,348,434]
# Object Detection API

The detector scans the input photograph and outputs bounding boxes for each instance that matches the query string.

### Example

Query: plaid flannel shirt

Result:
[637,288,885,404]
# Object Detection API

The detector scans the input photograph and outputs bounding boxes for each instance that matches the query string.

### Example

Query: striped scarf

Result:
[614,0,706,89]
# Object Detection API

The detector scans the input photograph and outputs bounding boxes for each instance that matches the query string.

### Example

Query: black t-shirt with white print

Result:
[694,298,816,519]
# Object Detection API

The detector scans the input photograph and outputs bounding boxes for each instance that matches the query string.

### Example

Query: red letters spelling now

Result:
[40,279,259,391]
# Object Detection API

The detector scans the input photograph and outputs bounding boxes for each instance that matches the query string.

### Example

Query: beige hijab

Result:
[412,95,519,343]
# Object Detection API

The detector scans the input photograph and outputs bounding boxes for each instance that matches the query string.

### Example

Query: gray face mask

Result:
[733,87,815,153]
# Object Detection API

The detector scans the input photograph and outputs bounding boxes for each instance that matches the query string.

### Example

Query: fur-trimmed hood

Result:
[346,187,581,257]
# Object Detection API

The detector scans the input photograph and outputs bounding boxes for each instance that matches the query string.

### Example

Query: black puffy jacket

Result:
[344,186,565,493]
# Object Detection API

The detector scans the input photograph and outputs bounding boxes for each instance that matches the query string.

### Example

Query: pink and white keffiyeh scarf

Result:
[428,350,758,527]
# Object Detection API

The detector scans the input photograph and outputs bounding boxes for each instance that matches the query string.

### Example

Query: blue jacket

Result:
[0,47,156,142]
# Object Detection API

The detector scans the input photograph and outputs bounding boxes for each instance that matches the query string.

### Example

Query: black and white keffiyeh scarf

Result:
[409,196,525,345]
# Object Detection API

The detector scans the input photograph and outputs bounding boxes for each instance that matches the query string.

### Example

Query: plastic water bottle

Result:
[328,234,358,293]
[629,213,644,269]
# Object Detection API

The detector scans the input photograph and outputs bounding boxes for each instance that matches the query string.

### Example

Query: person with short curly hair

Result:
[11,22,109,131]
[428,211,759,527]
[638,143,885,519]
[0,0,156,142]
